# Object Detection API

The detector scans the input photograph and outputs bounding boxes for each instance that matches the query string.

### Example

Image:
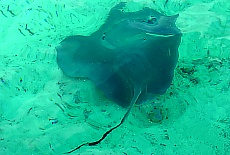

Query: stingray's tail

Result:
[120,85,141,124]
[64,86,141,154]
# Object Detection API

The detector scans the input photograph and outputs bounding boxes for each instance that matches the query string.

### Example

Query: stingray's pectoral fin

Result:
[112,2,126,12]
[64,86,141,154]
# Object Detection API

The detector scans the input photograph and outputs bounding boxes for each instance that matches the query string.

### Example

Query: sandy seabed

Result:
[0,0,230,154]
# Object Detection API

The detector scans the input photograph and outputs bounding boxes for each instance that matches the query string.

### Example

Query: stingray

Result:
[56,2,181,153]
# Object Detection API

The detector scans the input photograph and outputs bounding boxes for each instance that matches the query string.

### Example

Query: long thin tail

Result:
[64,86,142,154]
[120,86,141,124]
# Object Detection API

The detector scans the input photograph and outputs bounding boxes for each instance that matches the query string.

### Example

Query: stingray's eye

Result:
[147,16,157,24]
[102,33,106,40]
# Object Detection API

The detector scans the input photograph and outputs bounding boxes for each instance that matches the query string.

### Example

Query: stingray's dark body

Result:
[57,3,182,107]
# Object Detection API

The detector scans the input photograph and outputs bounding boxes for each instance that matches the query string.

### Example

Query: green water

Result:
[0,0,229,154]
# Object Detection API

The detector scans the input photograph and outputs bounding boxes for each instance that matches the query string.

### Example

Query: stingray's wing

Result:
[56,35,114,85]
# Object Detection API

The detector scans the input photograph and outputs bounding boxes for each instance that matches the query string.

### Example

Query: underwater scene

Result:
[0,0,229,154]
